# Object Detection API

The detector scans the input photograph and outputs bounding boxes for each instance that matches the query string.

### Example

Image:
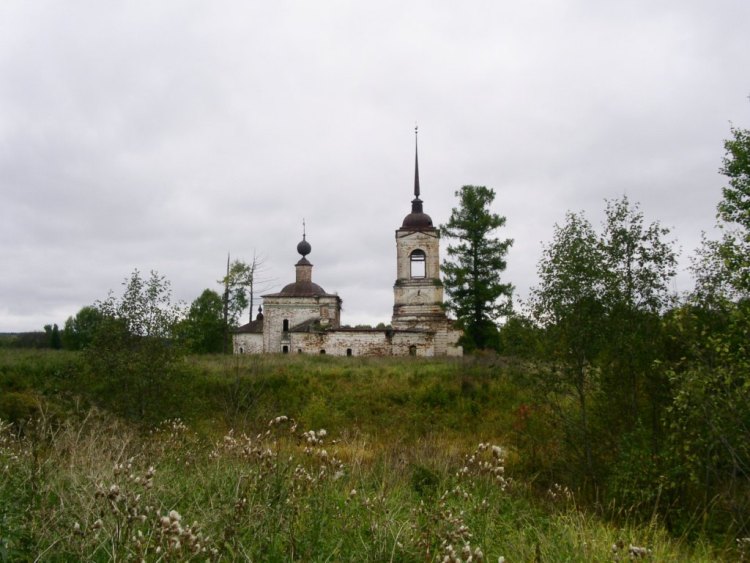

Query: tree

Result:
[673,120,750,533]
[597,196,677,435]
[694,123,750,302]
[440,185,514,351]
[62,305,104,350]
[176,289,225,354]
[221,258,252,328]
[219,252,272,352]
[86,270,184,421]
[44,323,62,349]
[529,211,606,480]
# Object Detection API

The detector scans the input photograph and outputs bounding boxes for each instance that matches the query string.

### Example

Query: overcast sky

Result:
[1,0,749,332]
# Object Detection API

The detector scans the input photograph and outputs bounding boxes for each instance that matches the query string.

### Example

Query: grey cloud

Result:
[1,0,749,330]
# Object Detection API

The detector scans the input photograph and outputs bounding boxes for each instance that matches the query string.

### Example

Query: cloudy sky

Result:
[1,0,749,331]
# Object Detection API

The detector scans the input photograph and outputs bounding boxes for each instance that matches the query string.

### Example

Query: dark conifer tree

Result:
[440,185,513,351]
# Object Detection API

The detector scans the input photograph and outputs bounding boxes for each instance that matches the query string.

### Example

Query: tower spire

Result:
[414,124,420,199]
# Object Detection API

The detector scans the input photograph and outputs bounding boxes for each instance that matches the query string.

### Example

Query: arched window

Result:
[239,347,244,354]
[346,348,352,356]
[282,319,289,332]
[410,249,426,278]
[409,345,417,356]
[282,345,289,354]
[320,349,326,355]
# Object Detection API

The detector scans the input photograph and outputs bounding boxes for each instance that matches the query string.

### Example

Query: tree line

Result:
[438,122,749,536]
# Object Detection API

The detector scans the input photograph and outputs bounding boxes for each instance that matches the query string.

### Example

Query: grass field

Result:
[0,350,738,561]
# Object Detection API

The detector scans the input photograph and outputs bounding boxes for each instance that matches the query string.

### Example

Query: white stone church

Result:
[233,137,463,357]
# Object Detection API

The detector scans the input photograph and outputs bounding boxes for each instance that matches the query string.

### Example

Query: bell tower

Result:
[392,127,446,330]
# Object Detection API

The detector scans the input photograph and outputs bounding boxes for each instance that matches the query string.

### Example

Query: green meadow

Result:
[0,349,740,561]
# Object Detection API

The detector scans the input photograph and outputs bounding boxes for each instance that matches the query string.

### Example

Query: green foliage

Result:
[43,324,62,350]
[528,211,604,480]
[177,289,226,354]
[0,332,48,349]
[527,199,678,489]
[600,196,677,312]
[718,125,750,231]
[440,185,514,351]
[220,259,255,327]
[61,306,103,350]
[695,123,750,300]
[597,197,677,434]
[497,314,541,358]
[410,464,441,496]
[670,121,750,535]
[660,301,750,534]
[85,270,185,422]
[0,391,38,423]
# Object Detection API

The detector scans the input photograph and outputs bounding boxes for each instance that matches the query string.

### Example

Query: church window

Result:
[283,319,289,332]
[409,345,417,356]
[346,348,352,356]
[321,306,329,318]
[320,349,326,355]
[410,249,426,278]
[239,347,244,354]
[282,345,289,354]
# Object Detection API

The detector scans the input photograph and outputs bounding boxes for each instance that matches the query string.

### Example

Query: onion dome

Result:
[402,198,433,228]
[297,235,311,257]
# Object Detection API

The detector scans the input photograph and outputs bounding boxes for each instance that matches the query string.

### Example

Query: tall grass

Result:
[0,409,727,561]
[0,350,741,560]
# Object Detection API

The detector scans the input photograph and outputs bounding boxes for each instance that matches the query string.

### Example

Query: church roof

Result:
[266,281,334,298]
[235,318,263,334]
[401,208,434,228]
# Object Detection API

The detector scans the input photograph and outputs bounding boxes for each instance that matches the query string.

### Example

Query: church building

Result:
[233,133,462,357]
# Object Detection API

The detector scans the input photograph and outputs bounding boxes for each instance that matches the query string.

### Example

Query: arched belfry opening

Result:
[410,249,426,278]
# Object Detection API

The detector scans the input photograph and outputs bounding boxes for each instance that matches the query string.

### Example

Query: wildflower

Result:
[107,484,121,501]
[491,445,503,459]
[628,544,651,558]
[169,510,181,522]
[92,519,103,530]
